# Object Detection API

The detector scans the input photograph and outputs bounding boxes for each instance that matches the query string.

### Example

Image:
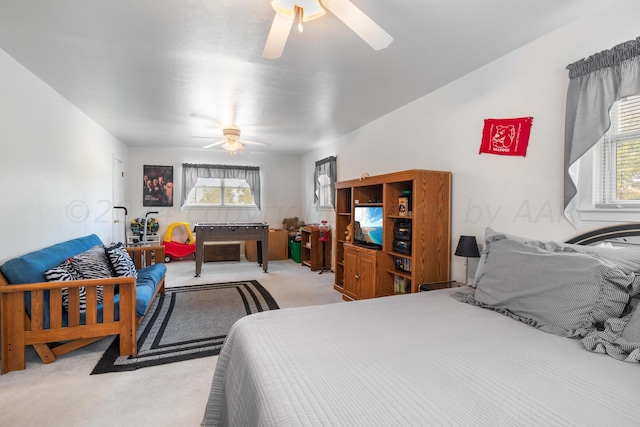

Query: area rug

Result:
[91,280,279,374]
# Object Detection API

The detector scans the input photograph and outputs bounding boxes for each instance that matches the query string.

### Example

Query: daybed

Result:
[0,234,166,374]
[203,224,640,426]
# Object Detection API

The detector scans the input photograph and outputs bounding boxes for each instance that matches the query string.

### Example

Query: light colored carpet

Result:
[0,258,343,427]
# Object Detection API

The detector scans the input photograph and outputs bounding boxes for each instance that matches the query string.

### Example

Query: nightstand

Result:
[419,281,462,292]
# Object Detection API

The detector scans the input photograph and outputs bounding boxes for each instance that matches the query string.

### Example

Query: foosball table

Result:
[193,222,269,276]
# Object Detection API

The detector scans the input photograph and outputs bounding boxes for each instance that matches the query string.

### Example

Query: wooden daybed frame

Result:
[0,245,165,374]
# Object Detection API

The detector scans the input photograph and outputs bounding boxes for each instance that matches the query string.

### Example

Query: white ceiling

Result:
[0,0,609,155]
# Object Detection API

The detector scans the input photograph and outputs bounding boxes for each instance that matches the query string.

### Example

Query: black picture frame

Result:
[143,165,173,207]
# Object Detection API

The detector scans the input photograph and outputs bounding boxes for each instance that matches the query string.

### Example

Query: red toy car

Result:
[162,222,196,262]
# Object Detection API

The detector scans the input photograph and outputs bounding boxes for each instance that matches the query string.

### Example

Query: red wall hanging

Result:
[479,117,533,156]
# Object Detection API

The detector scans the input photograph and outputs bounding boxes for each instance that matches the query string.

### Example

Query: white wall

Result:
[302,0,640,282]
[4,0,638,271]
[125,148,303,239]
[0,49,128,263]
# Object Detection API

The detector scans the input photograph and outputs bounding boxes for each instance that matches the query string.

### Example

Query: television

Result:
[353,206,383,248]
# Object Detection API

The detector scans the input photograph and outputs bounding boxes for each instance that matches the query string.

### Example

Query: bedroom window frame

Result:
[183,177,257,208]
[314,156,336,210]
[593,96,640,209]
[316,173,333,209]
[181,163,261,210]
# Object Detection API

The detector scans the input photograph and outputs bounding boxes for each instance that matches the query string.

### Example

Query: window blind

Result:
[595,96,640,206]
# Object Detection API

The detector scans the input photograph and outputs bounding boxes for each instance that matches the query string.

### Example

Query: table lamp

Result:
[455,235,480,284]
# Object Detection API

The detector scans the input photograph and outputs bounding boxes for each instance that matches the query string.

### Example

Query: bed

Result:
[202,225,640,426]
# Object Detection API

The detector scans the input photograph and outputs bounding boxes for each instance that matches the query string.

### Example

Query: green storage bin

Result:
[289,240,301,263]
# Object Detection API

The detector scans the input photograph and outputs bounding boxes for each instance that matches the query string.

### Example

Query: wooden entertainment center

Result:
[334,169,451,300]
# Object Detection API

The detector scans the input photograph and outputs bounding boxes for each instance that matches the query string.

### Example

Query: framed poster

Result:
[143,165,173,207]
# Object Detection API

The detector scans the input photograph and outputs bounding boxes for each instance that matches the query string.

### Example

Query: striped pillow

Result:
[65,245,110,311]
[105,242,138,278]
[70,244,113,279]
[456,239,632,338]
[45,259,95,313]
[473,228,640,287]
[583,303,640,362]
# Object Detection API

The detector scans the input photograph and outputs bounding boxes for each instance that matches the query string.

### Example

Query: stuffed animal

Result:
[345,222,353,241]
[282,217,305,239]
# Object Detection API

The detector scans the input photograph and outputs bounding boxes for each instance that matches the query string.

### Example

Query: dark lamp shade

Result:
[455,235,480,258]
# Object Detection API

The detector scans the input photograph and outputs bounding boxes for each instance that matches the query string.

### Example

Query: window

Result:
[181,164,261,209]
[316,173,333,208]
[593,96,640,208]
[314,156,336,209]
[183,178,256,207]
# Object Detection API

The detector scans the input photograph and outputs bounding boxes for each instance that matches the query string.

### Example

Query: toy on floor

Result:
[162,222,196,263]
[282,217,305,239]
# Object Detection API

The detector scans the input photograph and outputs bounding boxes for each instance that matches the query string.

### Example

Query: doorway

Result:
[112,156,126,244]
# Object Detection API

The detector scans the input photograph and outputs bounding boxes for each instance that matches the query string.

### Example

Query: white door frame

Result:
[112,156,126,244]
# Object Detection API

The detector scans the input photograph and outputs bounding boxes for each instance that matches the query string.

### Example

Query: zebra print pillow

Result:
[45,259,80,282]
[70,245,113,279]
[44,259,97,313]
[105,242,138,278]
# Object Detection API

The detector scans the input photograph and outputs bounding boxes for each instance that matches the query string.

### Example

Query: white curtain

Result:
[181,163,261,209]
[564,37,640,227]
[314,156,336,206]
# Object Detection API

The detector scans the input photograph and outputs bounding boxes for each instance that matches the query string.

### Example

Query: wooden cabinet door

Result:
[358,250,377,300]
[343,246,360,300]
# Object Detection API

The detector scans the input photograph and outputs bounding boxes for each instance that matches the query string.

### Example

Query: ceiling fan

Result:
[192,127,271,154]
[263,0,392,59]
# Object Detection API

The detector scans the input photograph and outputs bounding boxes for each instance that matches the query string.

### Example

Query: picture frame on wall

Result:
[143,165,173,207]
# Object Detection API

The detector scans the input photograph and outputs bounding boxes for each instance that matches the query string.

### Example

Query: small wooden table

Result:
[193,222,269,276]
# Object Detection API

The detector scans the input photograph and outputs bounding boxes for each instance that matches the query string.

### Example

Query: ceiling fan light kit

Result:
[195,126,270,154]
[220,128,243,154]
[271,0,325,21]
[263,0,393,59]
[221,140,244,154]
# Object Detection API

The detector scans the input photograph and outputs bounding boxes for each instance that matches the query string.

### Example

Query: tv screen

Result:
[353,206,383,247]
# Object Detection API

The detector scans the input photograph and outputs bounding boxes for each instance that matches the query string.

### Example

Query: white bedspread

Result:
[203,289,640,426]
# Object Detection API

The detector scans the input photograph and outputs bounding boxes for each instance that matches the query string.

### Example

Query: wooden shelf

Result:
[387,269,412,279]
[334,169,451,298]
[301,225,331,271]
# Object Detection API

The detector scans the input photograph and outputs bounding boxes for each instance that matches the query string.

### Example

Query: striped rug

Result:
[91,280,279,374]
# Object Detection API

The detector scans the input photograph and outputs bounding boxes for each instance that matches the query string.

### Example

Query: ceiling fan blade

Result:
[263,12,295,59]
[240,139,271,147]
[203,142,225,149]
[193,138,225,149]
[322,0,392,50]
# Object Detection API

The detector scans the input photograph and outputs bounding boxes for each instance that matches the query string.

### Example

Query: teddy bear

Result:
[345,222,353,241]
[282,217,305,239]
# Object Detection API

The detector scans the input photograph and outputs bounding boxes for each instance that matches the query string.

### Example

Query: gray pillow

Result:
[472,227,640,291]
[583,304,640,362]
[67,245,110,310]
[70,244,113,279]
[460,239,632,337]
